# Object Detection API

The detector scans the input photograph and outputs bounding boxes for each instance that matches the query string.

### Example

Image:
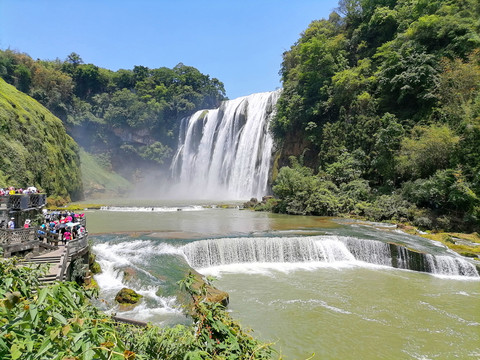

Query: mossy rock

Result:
[460,251,478,259]
[115,288,143,305]
[90,261,102,274]
[84,276,99,291]
[178,270,230,312]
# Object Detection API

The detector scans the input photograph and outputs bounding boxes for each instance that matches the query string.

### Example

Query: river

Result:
[85,202,480,360]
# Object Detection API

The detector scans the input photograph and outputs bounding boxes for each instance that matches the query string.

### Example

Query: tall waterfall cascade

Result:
[171,90,281,200]
[181,236,479,277]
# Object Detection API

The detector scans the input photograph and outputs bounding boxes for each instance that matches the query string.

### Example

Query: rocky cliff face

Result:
[272,129,318,180]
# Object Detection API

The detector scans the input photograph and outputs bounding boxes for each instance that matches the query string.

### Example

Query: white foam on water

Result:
[419,301,480,326]
[100,205,204,212]
[93,239,185,319]
[197,260,363,277]
[180,235,479,278]
[109,298,183,323]
[94,260,125,291]
[287,299,353,315]
[95,239,183,262]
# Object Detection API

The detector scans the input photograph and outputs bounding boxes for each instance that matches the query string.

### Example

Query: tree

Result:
[13,64,31,93]
[324,150,363,185]
[73,64,108,98]
[140,142,172,165]
[435,52,480,127]
[402,169,479,214]
[66,52,83,66]
[372,113,405,185]
[376,42,439,117]
[395,124,460,180]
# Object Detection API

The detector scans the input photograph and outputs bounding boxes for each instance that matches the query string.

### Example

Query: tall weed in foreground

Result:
[1,258,277,359]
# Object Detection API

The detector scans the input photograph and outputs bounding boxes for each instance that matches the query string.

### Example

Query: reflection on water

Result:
[89,205,480,359]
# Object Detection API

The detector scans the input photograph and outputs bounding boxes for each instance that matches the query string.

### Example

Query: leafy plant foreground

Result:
[0,258,275,360]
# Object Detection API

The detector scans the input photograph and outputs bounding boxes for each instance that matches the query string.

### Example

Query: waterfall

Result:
[171,91,281,200]
[424,254,479,277]
[181,236,479,277]
[182,237,355,268]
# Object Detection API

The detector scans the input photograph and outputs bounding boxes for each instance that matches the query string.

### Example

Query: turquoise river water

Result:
[84,202,480,360]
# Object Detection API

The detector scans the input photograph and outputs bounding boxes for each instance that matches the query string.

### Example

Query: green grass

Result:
[79,148,131,197]
[0,78,82,200]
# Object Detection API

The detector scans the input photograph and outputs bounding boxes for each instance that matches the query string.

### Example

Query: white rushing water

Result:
[99,205,205,212]
[181,236,479,277]
[90,210,480,359]
[93,240,184,324]
[171,90,281,200]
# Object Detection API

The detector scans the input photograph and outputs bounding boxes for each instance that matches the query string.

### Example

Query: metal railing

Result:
[57,246,69,282]
[0,228,37,245]
[67,233,89,258]
[6,194,46,211]
[57,232,89,281]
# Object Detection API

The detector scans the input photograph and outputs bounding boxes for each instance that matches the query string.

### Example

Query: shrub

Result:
[413,216,433,230]
[364,194,412,222]
[0,258,275,360]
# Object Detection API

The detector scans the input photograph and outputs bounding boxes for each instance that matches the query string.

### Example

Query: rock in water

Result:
[114,288,143,310]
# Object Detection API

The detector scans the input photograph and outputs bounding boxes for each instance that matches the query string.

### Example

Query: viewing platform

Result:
[1,208,89,284]
[0,193,47,212]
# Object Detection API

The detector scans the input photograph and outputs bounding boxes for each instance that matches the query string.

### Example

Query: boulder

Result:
[115,288,143,310]
[243,197,258,209]
[177,270,230,313]
[190,270,229,307]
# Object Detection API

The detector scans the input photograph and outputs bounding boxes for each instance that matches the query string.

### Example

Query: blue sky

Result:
[1,0,339,99]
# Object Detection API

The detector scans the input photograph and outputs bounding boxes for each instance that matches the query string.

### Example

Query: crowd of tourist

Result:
[0,186,40,196]
[1,209,86,244]
[37,210,86,244]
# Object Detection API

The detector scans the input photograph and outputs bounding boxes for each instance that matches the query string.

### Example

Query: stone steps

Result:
[20,254,64,283]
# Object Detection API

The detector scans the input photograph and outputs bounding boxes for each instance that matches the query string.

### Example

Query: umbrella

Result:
[66,222,80,227]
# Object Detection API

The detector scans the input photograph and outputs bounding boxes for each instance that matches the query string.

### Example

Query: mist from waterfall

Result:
[170,90,281,200]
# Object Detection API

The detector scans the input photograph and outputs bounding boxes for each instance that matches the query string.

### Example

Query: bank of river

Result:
[84,203,480,359]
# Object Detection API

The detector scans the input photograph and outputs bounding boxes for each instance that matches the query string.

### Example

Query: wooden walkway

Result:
[18,234,89,285]
[30,245,67,284]
[19,245,68,284]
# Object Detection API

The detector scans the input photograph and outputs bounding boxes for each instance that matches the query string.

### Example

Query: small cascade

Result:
[181,236,479,277]
[181,237,355,268]
[342,238,392,266]
[171,90,281,199]
[424,254,479,277]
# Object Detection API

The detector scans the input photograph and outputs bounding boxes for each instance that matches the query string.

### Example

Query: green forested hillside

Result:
[0,51,226,181]
[0,78,82,200]
[79,148,131,198]
[271,0,480,232]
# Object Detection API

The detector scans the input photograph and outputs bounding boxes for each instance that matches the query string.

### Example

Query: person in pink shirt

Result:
[63,231,72,243]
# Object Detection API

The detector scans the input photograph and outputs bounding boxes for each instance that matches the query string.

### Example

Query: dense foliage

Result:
[272,0,480,232]
[0,258,274,359]
[0,50,226,184]
[0,78,82,200]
